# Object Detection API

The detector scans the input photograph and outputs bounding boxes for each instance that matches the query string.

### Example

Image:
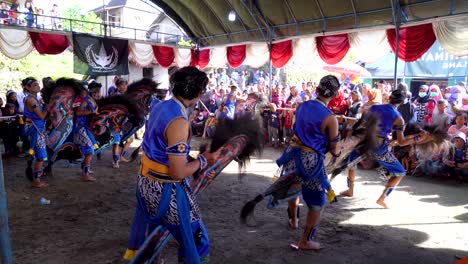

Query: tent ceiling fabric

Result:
[151,0,468,47]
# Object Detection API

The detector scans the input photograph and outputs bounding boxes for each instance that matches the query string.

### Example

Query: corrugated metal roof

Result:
[149,0,468,47]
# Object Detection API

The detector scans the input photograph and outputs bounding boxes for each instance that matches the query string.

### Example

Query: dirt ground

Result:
[2,138,468,264]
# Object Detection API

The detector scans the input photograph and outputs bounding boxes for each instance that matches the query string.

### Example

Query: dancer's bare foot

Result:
[112,162,120,169]
[31,180,48,188]
[81,174,96,182]
[288,218,299,230]
[340,189,353,197]
[290,240,321,251]
[376,199,388,209]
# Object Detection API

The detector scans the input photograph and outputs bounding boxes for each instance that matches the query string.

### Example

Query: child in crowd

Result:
[267,103,280,148]
[280,101,294,144]
[432,99,451,129]
[443,132,468,181]
[448,113,468,136]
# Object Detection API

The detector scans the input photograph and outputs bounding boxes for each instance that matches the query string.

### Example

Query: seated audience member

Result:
[0,103,21,157]
[191,110,206,136]
[432,99,451,129]
[443,132,468,181]
[448,113,468,136]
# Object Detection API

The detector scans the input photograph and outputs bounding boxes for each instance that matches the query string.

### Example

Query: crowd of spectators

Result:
[196,68,468,182]
[0,1,61,29]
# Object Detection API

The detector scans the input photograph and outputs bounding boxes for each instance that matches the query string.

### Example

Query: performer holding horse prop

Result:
[339,89,434,208]
[124,67,264,264]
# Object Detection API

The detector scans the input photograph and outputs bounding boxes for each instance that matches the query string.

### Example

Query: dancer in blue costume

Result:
[73,82,99,182]
[23,77,49,188]
[280,75,341,250]
[124,67,218,264]
[340,89,430,208]
[222,85,246,119]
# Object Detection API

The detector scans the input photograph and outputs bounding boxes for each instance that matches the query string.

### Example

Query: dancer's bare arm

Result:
[393,117,428,146]
[322,115,340,156]
[167,118,218,180]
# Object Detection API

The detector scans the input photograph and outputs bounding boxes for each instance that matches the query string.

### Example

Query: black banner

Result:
[73,34,129,76]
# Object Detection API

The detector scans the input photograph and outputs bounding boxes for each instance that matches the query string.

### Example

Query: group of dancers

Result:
[123,67,435,263]
[22,77,135,188]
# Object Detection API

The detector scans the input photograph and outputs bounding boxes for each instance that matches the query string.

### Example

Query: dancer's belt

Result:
[140,152,181,183]
[289,135,316,153]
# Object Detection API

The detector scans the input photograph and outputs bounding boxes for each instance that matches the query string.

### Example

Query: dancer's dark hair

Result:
[389,89,406,105]
[170,66,208,100]
[316,75,340,98]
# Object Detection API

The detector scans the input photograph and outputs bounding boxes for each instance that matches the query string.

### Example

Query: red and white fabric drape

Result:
[386,24,436,62]
[29,32,69,55]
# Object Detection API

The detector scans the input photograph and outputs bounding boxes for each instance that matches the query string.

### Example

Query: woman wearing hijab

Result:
[365,87,382,106]
[414,85,436,124]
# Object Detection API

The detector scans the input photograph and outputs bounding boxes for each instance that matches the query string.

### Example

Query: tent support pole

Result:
[392,0,401,90]
[0,148,12,264]
[268,37,273,100]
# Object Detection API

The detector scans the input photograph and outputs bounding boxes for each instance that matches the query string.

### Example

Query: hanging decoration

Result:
[0,28,34,59]
[243,42,269,68]
[129,42,155,67]
[29,32,69,55]
[152,45,175,68]
[190,49,210,69]
[349,30,391,63]
[433,17,468,57]
[386,23,436,62]
[226,44,246,68]
[174,48,192,67]
[271,40,293,68]
[316,34,350,65]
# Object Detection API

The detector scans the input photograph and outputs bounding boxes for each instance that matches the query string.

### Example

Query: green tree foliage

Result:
[0,51,83,94]
[62,0,103,35]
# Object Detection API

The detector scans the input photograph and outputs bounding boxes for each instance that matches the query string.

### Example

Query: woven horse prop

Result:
[239,114,381,222]
[26,78,158,180]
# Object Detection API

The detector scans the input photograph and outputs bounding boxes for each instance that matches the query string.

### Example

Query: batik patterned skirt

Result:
[137,174,201,225]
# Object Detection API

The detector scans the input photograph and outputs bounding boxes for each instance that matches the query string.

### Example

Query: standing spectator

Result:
[237,71,246,91]
[414,85,435,123]
[364,86,382,107]
[49,3,59,30]
[23,1,34,27]
[6,90,20,114]
[396,83,417,124]
[9,0,19,25]
[222,85,246,119]
[328,89,349,115]
[280,101,294,144]
[267,103,280,148]
[286,86,302,105]
[0,1,9,24]
[35,8,45,29]
[432,100,451,129]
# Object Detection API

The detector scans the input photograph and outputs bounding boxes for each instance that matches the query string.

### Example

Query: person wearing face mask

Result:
[413,85,436,124]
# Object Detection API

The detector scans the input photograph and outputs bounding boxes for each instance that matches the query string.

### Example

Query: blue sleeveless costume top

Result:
[294,100,332,156]
[142,98,188,166]
[369,104,402,139]
[225,94,236,119]
[23,95,45,131]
